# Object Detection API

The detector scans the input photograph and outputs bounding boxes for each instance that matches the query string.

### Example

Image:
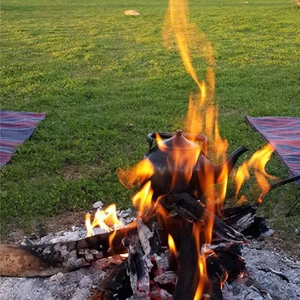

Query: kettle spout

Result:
[214,146,248,183]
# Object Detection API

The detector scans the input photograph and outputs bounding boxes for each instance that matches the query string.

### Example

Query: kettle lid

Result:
[158,129,199,150]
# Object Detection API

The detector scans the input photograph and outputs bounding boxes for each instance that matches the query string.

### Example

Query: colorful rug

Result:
[245,116,300,187]
[0,110,46,166]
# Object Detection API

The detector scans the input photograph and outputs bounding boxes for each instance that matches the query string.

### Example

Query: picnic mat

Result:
[0,110,46,166]
[245,116,300,187]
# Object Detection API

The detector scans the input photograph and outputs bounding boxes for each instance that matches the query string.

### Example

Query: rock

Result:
[92,201,103,209]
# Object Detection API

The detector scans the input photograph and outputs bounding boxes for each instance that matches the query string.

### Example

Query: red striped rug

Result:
[0,110,46,166]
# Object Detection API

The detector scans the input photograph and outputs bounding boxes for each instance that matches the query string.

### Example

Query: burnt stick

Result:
[160,193,247,243]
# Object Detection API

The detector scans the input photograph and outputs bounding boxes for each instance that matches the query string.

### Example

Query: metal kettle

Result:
[144,130,248,199]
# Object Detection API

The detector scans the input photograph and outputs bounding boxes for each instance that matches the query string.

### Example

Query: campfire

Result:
[1,0,299,299]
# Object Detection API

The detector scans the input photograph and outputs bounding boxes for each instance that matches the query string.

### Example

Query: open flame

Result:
[132,180,154,216]
[83,0,277,298]
[193,221,208,299]
[234,144,276,203]
[118,157,154,189]
[85,204,121,237]
[168,234,177,258]
[156,132,201,190]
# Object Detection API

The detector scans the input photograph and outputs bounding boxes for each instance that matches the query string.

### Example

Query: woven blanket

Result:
[0,110,46,166]
[245,116,300,187]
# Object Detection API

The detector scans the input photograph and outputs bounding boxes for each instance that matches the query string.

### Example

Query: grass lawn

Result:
[0,0,299,236]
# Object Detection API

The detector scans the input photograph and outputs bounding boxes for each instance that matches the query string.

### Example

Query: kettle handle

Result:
[147,131,208,156]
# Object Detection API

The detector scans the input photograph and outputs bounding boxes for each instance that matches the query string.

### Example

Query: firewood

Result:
[0,225,136,277]
[160,193,247,243]
[92,261,133,300]
[124,233,151,297]
[173,221,199,300]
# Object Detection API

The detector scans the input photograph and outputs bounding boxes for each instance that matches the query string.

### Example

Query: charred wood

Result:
[205,254,227,300]
[213,244,245,283]
[173,221,199,300]
[160,193,246,243]
[93,261,132,300]
[123,233,151,297]
[0,225,136,277]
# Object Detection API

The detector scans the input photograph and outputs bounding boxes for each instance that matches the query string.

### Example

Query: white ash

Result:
[118,208,136,225]
[0,267,105,300]
[223,241,300,300]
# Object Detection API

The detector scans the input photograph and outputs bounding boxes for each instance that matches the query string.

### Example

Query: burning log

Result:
[159,193,247,243]
[173,221,199,300]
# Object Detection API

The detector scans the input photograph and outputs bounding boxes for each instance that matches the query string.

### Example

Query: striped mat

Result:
[0,110,46,166]
[245,116,300,187]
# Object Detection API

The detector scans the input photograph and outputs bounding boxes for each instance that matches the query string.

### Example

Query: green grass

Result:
[1,0,299,234]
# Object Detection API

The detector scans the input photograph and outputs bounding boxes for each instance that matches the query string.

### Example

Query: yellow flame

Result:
[93,209,112,232]
[108,229,117,251]
[85,204,122,237]
[103,204,121,227]
[85,213,94,238]
[168,234,177,257]
[132,180,154,215]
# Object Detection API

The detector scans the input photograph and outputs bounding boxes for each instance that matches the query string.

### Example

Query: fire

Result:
[156,131,201,190]
[83,0,277,298]
[85,204,121,237]
[168,234,177,257]
[193,221,209,300]
[108,229,117,251]
[118,157,154,189]
[234,144,276,203]
[85,212,94,238]
[132,180,154,216]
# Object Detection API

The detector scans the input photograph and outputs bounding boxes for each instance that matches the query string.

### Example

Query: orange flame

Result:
[193,221,208,300]
[164,0,232,297]
[168,234,177,257]
[108,229,117,251]
[85,204,122,237]
[132,180,154,215]
[118,157,154,189]
[234,144,276,202]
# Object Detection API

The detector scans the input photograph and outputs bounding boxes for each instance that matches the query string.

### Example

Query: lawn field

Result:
[0,0,299,235]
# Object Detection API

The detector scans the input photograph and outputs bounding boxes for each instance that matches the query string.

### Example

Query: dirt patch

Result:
[264,231,300,261]
[1,210,86,244]
[63,163,104,180]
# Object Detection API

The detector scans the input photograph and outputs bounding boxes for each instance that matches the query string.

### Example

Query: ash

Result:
[0,267,105,300]
[223,241,300,300]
